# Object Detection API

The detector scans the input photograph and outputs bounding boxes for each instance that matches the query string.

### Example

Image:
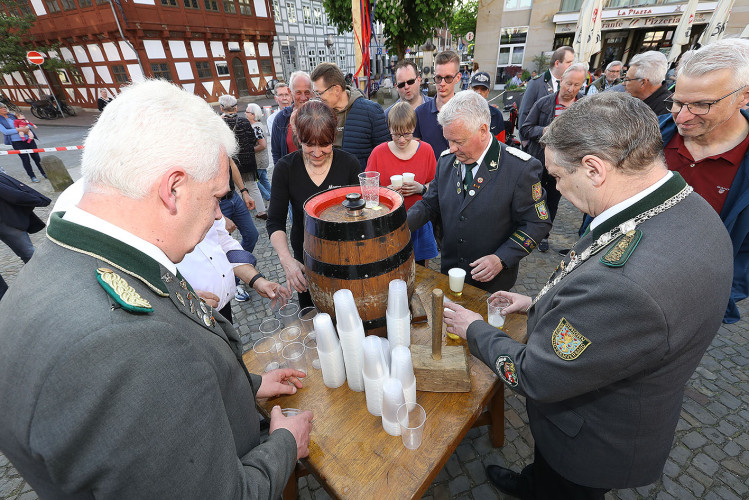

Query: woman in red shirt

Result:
[366,102,438,265]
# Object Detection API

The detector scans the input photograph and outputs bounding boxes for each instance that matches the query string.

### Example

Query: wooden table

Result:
[242,266,527,499]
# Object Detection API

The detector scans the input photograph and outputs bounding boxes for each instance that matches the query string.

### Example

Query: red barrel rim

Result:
[304,185,402,219]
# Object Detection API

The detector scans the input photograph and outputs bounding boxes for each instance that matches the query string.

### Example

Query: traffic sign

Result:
[26,51,45,65]
[465,32,475,42]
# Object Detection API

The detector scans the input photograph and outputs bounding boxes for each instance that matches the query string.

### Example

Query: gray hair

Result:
[562,63,588,80]
[0,102,7,110]
[82,79,237,199]
[218,94,237,109]
[540,93,663,175]
[273,82,289,95]
[437,90,490,133]
[606,60,623,71]
[289,71,312,93]
[628,51,668,84]
[677,39,749,90]
[246,103,263,121]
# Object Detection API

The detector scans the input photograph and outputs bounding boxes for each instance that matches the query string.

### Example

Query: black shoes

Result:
[538,239,549,252]
[486,464,533,499]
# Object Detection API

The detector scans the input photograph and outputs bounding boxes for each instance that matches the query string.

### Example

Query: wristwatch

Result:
[421,184,428,195]
[240,188,249,194]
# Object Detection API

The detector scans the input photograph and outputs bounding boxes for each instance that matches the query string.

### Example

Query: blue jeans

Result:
[257,170,271,200]
[220,192,258,253]
[0,220,35,262]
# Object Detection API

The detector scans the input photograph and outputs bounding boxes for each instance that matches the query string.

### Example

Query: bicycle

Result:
[25,97,58,120]
[265,78,278,99]
[0,95,21,114]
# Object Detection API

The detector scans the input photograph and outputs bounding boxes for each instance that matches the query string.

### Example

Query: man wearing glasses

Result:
[660,39,749,324]
[271,71,313,165]
[414,50,463,159]
[623,51,671,116]
[384,60,432,118]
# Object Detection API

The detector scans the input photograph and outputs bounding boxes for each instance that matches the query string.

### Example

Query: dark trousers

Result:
[0,220,34,262]
[11,140,45,180]
[218,302,233,325]
[541,169,562,223]
[527,446,610,500]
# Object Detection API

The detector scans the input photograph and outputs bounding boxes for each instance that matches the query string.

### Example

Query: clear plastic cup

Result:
[387,279,409,318]
[303,332,320,370]
[279,326,301,346]
[282,341,307,375]
[281,408,301,417]
[382,378,405,436]
[362,336,387,379]
[487,296,512,329]
[259,318,282,338]
[358,171,380,208]
[448,268,466,296]
[298,306,318,335]
[278,303,300,327]
[397,403,426,450]
[313,313,340,354]
[253,337,281,372]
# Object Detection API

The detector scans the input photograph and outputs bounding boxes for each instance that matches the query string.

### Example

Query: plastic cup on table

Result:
[397,403,426,450]
[259,318,282,338]
[448,268,466,296]
[487,296,512,329]
[279,326,301,346]
[303,332,320,370]
[278,303,300,327]
[281,408,302,417]
[298,306,318,335]
[381,378,405,436]
[253,337,282,372]
[282,341,307,375]
[358,171,380,208]
[387,279,409,318]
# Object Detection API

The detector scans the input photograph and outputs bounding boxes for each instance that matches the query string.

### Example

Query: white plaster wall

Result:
[191,41,208,58]
[87,44,105,62]
[119,41,138,60]
[168,40,188,59]
[96,66,113,83]
[144,40,166,59]
[175,62,194,80]
[103,42,120,61]
[210,41,225,58]
[127,64,145,82]
[73,46,89,63]
[259,43,270,57]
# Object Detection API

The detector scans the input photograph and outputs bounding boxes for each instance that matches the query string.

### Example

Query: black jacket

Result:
[0,173,51,233]
[643,83,672,117]
[223,114,257,177]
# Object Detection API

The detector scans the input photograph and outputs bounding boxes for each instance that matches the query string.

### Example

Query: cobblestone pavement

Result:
[1,118,748,500]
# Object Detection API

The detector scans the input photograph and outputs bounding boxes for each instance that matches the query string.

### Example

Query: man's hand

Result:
[269,405,313,460]
[470,254,503,282]
[241,191,255,211]
[489,291,532,315]
[195,290,220,308]
[281,257,307,293]
[257,368,306,398]
[443,301,483,339]
[225,217,237,234]
[400,180,424,197]
[253,278,292,310]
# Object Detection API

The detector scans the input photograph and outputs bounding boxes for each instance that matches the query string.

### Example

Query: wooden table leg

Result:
[489,385,505,448]
[283,467,297,500]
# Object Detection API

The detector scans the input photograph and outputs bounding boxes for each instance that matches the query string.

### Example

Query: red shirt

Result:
[365,141,436,210]
[664,131,749,214]
[286,124,298,155]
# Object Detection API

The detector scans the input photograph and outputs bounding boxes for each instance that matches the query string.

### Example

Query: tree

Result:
[322,0,455,60]
[532,52,550,73]
[448,0,477,40]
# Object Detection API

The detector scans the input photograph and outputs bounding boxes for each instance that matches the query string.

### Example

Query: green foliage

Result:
[321,0,456,60]
[532,52,550,73]
[0,9,67,83]
[521,70,531,81]
[448,0,477,40]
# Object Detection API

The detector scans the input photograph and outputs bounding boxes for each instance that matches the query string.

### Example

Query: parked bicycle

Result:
[24,95,77,120]
[0,95,21,114]
[264,78,279,98]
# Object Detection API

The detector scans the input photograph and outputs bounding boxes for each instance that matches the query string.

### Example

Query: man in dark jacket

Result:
[624,51,671,116]
[585,60,622,95]
[310,62,390,171]
[271,71,313,164]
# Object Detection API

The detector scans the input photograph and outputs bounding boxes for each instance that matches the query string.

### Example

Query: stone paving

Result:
[1,108,748,499]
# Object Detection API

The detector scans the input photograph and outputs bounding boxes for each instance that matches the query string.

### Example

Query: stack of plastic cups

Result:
[333,289,365,392]
[379,337,391,373]
[362,336,388,416]
[391,345,417,409]
[381,378,405,436]
[386,279,411,347]
[313,313,346,388]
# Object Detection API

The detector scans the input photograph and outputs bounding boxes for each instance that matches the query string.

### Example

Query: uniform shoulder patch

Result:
[552,318,590,360]
[535,201,549,220]
[532,182,542,201]
[495,355,519,387]
[506,147,532,161]
[96,267,154,313]
[440,148,451,157]
[600,229,642,267]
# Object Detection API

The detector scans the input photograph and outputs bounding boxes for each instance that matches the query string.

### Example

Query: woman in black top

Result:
[267,100,361,307]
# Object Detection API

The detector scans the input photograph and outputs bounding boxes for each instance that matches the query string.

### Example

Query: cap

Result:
[469,72,491,89]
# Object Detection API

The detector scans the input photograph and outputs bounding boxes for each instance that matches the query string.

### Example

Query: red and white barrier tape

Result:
[0,145,84,155]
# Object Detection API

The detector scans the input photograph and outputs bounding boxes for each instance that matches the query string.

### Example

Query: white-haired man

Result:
[271,71,313,164]
[0,80,313,499]
[266,82,292,148]
[445,93,732,499]
[586,60,622,95]
[407,91,551,292]
[660,39,749,323]
[624,51,671,116]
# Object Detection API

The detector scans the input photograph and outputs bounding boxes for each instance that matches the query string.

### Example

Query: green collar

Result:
[591,173,688,240]
[47,212,170,296]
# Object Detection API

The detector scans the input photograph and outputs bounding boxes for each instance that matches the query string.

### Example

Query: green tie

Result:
[463,163,476,197]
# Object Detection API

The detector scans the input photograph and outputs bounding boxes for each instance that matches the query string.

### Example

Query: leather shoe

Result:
[255,213,268,220]
[538,238,549,252]
[486,464,533,499]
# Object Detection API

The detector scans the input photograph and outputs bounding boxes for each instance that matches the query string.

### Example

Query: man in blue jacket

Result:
[310,62,390,171]
[659,39,749,323]
[271,71,313,165]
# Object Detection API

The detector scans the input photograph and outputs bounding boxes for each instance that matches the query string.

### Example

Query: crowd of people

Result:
[0,37,747,500]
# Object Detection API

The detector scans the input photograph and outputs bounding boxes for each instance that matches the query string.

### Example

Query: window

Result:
[112,64,129,83]
[151,63,173,81]
[313,6,322,25]
[287,4,296,23]
[272,0,280,19]
[223,0,235,13]
[11,0,33,15]
[195,61,212,79]
[215,61,230,76]
[78,0,91,6]
[559,0,581,11]
[303,5,311,23]
[45,0,61,13]
[160,0,178,6]
[57,70,70,84]
[204,0,219,10]
[184,0,198,8]
[59,0,76,10]
[69,67,84,84]
[496,27,528,86]
[238,0,252,15]
[260,59,272,74]
[504,0,531,9]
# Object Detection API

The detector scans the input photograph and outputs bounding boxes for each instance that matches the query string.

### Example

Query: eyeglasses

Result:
[396,78,417,89]
[665,85,747,116]
[313,85,336,97]
[622,77,643,84]
[390,132,413,140]
[434,72,460,84]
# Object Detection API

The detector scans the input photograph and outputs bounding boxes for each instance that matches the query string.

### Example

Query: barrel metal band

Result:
[363,316,387,330]
[303,241,413,280]
[303,206,407,242]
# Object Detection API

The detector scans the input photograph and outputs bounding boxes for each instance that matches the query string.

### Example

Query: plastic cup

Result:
[358,171,380,208]
[279,326,301,346]
[402,172,415,183]
[362,336,387,379]
[282,341,307,375]
[281,408,301,417]
[278,303,300,327]
[298,306,318,335]
[387,279,409,318]
[259,318,282,338]
[304,332,320,370]
[448,268,466,296]
[253,337,282,372]
[487,296,512,329]
[390,174,403,188]
[313,313,340,354]
[382,378,405,436]
[397,403,426,450]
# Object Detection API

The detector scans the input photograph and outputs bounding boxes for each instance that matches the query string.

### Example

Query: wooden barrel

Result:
[303,186,415,336]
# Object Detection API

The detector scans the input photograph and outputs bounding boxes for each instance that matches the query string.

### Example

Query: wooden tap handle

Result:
[431,289,443,360]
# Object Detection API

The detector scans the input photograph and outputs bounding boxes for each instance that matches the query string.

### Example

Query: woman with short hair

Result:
[267,100,361,307]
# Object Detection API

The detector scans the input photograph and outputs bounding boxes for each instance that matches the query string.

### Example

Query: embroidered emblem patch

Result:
[495,355,519,387]
[488,160,498,171]
[510,230,537,253]
[96,268,153,313]
[552,318,591,361]
[535,201,549,220]
[532,182,542,201]
[600,230,642,267]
